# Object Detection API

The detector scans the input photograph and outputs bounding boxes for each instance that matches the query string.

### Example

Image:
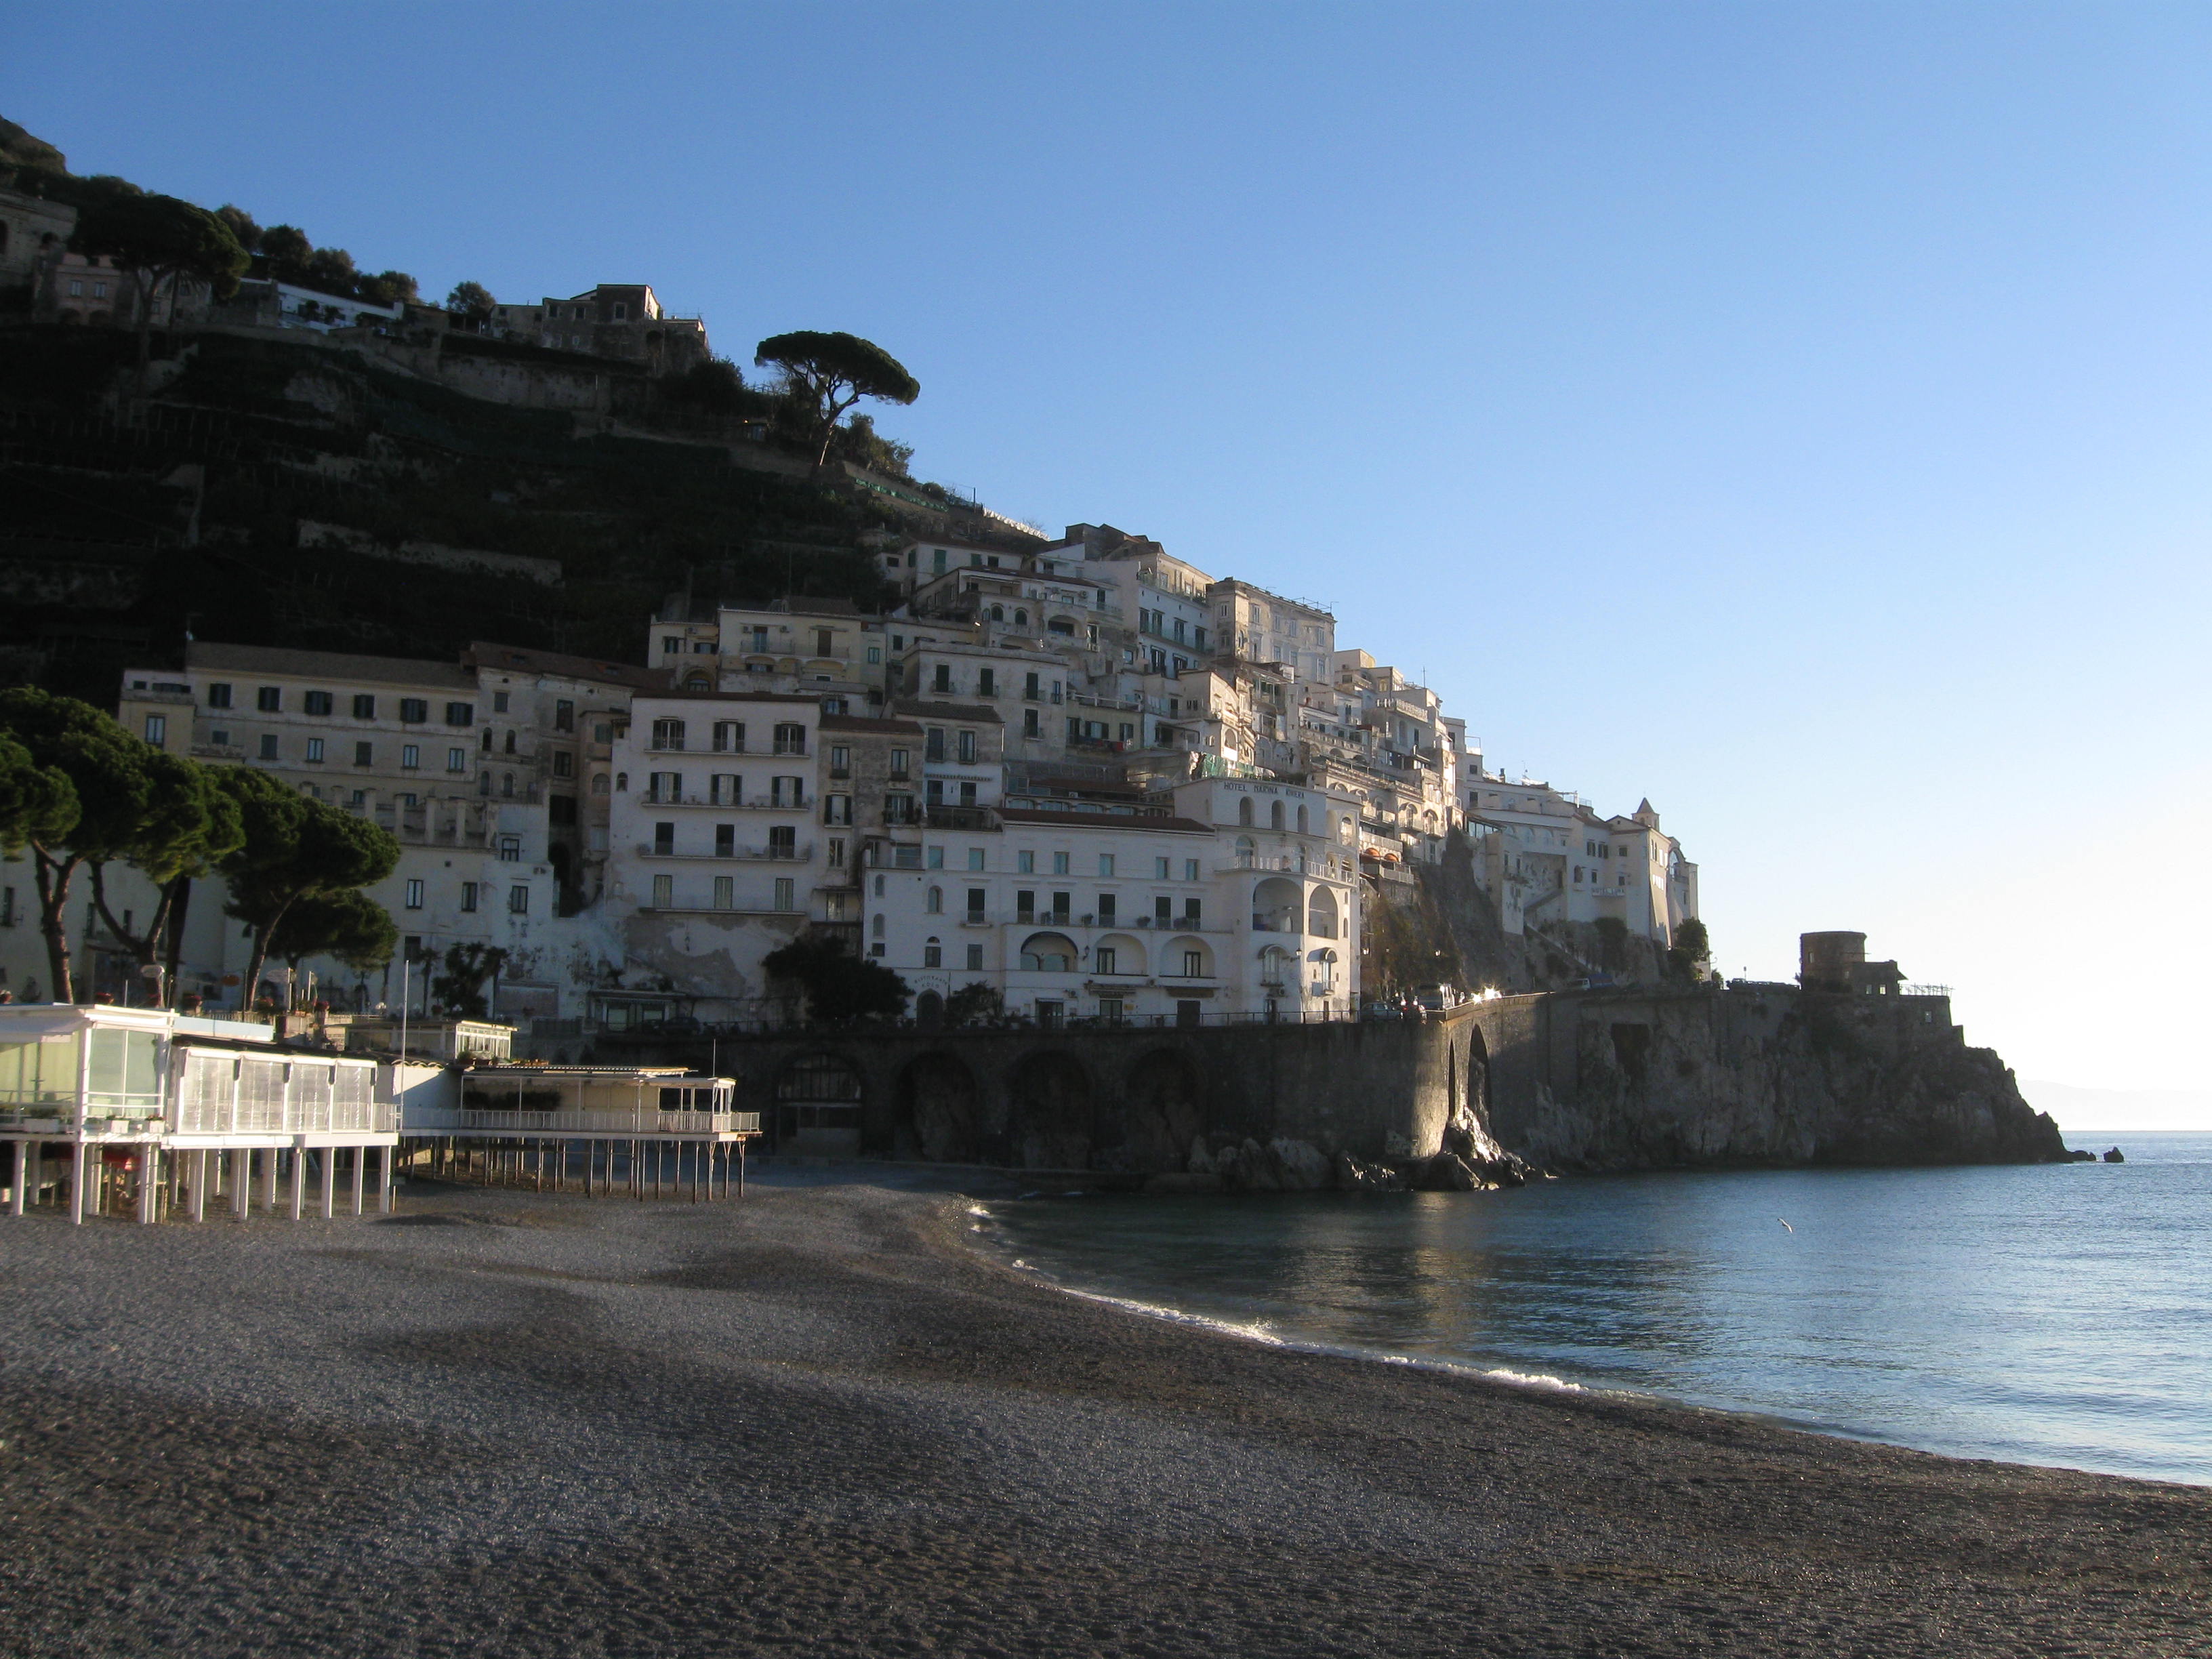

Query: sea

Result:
[979,1132,2212,1487]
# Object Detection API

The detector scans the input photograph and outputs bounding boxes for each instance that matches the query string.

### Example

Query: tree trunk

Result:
[163,876,192,1008]
[30,848,77,1004]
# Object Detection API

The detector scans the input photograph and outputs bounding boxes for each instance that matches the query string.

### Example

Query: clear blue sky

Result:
[12,3,2211,1101]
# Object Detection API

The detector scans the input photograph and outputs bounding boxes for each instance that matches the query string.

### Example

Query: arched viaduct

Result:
[599,1004,1519,1174]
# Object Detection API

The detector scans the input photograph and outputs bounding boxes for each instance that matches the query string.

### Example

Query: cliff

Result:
[1475,984,2069,1172]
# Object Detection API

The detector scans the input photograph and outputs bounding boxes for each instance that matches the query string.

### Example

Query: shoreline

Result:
[3,1170,2207,1656]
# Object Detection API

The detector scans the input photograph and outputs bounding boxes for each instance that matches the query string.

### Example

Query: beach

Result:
[3,1172,2207,1657]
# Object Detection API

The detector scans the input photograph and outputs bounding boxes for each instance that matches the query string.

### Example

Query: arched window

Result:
[1269,800,1286,830]
[989,604,1004,622]
[1295,804,1309,834]
[1235,835,1256,861]
[592,773,609,795]
[1014,609,1028,626]
[872,914,885,937]
[504,730,517,754]
[1237,797,1254,826]
[615,772,628,792]
[926,886,943,914]
[683,671,711,691]
[501,773,515,798]
[481,729,493,751]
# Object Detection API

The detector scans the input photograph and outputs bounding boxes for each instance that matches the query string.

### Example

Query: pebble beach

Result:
[3,1170,2207,1657]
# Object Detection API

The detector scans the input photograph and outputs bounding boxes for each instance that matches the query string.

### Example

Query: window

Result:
[404,879,424,910]
[923,941,943,968]
[143,714,166,744]
[554,699,574,733]
[926,779,945,808]
[662,636,681,655]
[401,744,420,769]
[460,882,479,912]
[447,747,466,772]
[498,834,521,861]
[771,776,803,807]
[1016,890,1036,921]
[1052,851,1070,876]
[966,943,984,970]
[933,665,952,693]
[886,793,916,824]
[1155,857,1170,879]
[508,884,529,914]
[493,691,510,714]
[825,794,852,825]
[828,745,850,777]
[256,686,282,712]
[1096,947,1117,975]
[926,844,945,869]
[1184,859,1200,882]
[352,741,373,766]
[207,682,232,709]
[866,646,882,665]
[1018,851,1036,875]
[303,691,333,716]
[965,887,986,920]
[258,734,279,760]
[926,886,943,914]
[1024,672,1041,700]
[652,718,686,751]
[1098,854,1115,877]
[966,847,986,871]
[773,877,795,910]
[651,874,673,908]
[399,698,428,723]
[926,728,947,762]
[889,747,909,779]
[977,669,996,697]
[552,751,573,777]
[305,738,325,763]
[209,729,229,747]
[1183,897,1202,922]
[828,838,846,867]
[773,723,806,756]
[445,702,474,726]
[958,729,977,764]
[1023,708,1042,739]
[348,790,365,808]
[713,876,735,909]
[769,825,796,859]
[1183,950,1204,977]
[1049,891,1071,921]
[712,720,743,752]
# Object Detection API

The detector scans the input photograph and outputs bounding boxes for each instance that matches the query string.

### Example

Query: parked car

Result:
[1412,983,1464,1012]
[1361,1000,1403,1021]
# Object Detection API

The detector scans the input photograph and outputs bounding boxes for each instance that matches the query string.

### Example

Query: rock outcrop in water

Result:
[1477,984,2070,1173]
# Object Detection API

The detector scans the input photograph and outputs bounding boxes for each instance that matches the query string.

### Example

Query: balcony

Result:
[635,842,811,861]
[640,792,808,810]
[924,804,1001,832]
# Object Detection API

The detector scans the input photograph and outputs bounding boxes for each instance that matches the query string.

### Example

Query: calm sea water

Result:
[981,1133,2212,1486]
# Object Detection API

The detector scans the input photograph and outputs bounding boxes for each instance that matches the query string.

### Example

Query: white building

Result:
[865,775,1359,1027]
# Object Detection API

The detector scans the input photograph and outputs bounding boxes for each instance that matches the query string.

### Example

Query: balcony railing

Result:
[641,792,808,809]
[636,842,810,861]
[924,804,1000,831]
[404,1107,761,1136]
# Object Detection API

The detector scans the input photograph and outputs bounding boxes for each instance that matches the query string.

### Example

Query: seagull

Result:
[1778,1218,1794,1233]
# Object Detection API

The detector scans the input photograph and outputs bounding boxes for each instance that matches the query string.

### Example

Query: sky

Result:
[10,3,2211,1109]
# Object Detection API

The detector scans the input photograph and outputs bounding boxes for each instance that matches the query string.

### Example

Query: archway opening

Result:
[775,1052,863,1155]
[896,1052,979,1162]
[1009,1052,1092,1168]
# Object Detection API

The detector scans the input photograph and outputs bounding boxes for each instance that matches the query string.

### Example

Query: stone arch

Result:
[1296,803,1309,834]
[1238,796,1254,826]
[915,989,945,1027]
[897,1051,979,1162]
[1114,1048,1206,1172]
[774,1051,864,1153]
[989,603,1004,622]
[1010,1051,1093,1168]
[1269,799,1286,830]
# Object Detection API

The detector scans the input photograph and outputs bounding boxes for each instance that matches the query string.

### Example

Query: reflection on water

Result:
[987,1133,2212,1486]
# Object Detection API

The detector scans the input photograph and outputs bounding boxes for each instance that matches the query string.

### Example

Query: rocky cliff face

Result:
[1480,987,2068,1172]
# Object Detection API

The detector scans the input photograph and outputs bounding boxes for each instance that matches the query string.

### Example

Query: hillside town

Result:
[27,519,1697,1033]
[0,125,1700,1036]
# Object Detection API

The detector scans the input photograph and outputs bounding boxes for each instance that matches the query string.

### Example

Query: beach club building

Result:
[0,1004,395,1225]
